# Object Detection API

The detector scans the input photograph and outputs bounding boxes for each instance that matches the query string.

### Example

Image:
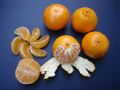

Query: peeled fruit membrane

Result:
[15,58,41,84]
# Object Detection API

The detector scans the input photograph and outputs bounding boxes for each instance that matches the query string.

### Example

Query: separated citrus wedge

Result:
[30,46,47,57]
[15,58,41,84]
[27,28,41,42]
[11,37,24,55]
[20,42,33,58]
[30,35,50,49]
[15,26,30,41]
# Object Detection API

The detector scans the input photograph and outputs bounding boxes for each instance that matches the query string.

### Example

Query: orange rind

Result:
[41,35,95,79]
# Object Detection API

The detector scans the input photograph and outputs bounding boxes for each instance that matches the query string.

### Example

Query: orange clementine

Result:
[43,4,70,30]
[82,31,109,59]
[72,7,98,33]
[52,35,80,63]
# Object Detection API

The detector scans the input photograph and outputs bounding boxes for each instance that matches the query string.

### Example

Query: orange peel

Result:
[41,35,95,79]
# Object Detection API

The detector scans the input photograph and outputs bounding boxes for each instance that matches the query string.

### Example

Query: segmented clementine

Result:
[52,35,80,63]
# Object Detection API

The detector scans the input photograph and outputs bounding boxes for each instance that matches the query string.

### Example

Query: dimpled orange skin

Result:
[52,35,80,53]
[72,7,98,33]
[43,4,70,31]
[82,31,109,59]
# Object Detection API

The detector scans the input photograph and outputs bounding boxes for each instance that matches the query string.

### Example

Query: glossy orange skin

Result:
[72,7,98,33]
[82,31,109,59]
[43,4,70,31]
[52,35,80,53]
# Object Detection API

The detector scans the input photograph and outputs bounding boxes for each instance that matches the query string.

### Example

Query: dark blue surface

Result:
[0,0,120,90]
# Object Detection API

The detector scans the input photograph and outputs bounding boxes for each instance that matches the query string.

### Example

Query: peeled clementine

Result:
[52,35,80,63]
[82,31,109,59]
[43,4,70,30]
[15,58,41,84]
[72,7,98,33]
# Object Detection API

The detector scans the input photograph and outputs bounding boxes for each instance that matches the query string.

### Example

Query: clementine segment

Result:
[15,26,30,41]
[28,28,41,42]
[20,42,33,58]
[43,4,70,30]
[82,31,109,59]
[72,7,98,33]
[30,46,47,57]
[11,37,24,55]
[30,35,50,49]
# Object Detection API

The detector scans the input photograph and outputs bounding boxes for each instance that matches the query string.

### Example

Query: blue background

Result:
[0,0,120,90]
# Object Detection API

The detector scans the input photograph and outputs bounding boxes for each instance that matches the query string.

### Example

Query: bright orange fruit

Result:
[43,4,70,30]
[52,35,80,63]
[72,7,98,33]
[82,31,109,59]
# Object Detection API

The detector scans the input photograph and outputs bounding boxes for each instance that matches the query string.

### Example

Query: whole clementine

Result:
[72,7,98,33]
[52,35,80,63]
[43,4,70,31]
[82,31,109,59]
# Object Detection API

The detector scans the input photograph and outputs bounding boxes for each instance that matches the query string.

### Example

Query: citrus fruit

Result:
[28,28,41,42]
[20,42,33,58]
[15,58,41,84]
[52,35,80,63]
[72,7,98,33]
[30,35,50,49]
[30,46,47,57]
[43,4,70,30]
[11,37,24,55]
[82,31,109,59]
[15,26,30,41]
